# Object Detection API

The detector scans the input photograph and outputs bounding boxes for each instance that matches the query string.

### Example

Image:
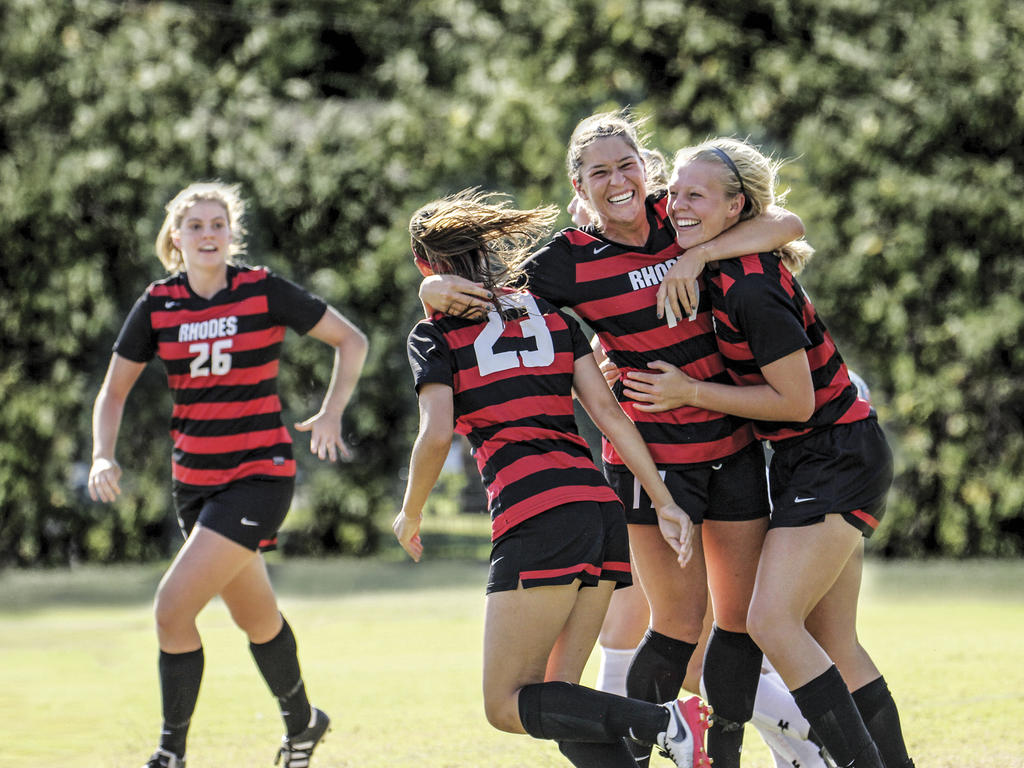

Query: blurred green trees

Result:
[1,0,1021,564]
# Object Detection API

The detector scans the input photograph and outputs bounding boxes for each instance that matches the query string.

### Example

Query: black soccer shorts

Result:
[173,475,294,552]
[605,441,771,526]
[486,499,631,594]
[767,417,893,537]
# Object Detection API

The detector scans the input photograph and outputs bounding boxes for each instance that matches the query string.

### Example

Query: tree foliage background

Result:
[1,0,1021,565]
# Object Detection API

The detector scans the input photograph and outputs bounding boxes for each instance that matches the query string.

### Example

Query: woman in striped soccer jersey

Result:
[393,189,713,768]
[621,138,915,768]
[419,111,805,768]
[575,149,835,768]
[88,181,368,768]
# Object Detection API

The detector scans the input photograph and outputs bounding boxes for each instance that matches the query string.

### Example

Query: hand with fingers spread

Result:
[392,510,423,562]
[88,457,123,503]
[655,501,695,568]
[419,274,493,320]
[622,360,700,413]
[656,246,706,324]
[295,411,351,462]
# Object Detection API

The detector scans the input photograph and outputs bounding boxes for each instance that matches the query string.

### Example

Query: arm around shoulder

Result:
[698,205,804,263]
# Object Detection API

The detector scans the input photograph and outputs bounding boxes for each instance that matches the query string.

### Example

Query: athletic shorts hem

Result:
[486,500,630,594]
[767,419,892,539]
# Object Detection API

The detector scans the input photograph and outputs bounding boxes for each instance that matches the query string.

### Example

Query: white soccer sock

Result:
[752,666,812,740]
[757,727,831,768]
[594,645,636,697]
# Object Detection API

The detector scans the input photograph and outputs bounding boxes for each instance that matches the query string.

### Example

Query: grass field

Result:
[1,556,1022,767]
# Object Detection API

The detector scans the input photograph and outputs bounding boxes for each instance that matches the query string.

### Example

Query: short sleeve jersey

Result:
[407,289,620,541]
[707,253,871,443]
[520,193,753,470]
[114,264,327,488]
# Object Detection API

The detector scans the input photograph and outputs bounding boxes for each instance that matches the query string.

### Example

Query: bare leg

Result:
[629,524,707,643]
[701,517,768,768]
[702,517,766,633]
[150,525,260,758]
[220,555,284,643]
[747,517,861,689]
[804,541,880,691]
[626,525,707,766]
[484,580,670,768]
[748,518,883,768]
[154,524,260,652]
[547,580,616,684]
[483,580,593,733]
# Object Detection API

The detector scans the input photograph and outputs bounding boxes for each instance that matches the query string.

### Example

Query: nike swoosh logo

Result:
[165,301,179,308]
[793,496,816,504]
[240,517,260,526]
[669,728,689,745]
[593,243,611,254]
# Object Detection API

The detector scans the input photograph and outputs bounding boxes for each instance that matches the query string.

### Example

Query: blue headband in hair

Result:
[710,146,746,199]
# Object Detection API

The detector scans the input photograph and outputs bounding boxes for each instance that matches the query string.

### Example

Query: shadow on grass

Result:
[0,553,491,614]
[0,515,495,613]
[3,551,1021,614]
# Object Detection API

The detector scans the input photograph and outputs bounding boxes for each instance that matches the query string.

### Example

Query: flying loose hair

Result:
[155,181,248,273]
[409,189,559,315]
[673,138,815,274]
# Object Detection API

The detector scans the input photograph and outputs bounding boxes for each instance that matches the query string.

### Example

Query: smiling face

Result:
[666,159,746,250]
[575,136,648,242]
[172,200,232,274]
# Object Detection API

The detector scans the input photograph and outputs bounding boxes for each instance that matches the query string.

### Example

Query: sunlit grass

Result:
[0,558,1021,767]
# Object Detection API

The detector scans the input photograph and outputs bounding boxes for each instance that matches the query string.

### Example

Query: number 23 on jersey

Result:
[473,293,555,376]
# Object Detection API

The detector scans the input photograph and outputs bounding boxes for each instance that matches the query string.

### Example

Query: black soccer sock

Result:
[249,616,312,737]
[558,739,640,767]
[157,647,204,758]
[517,681,669,745]
[624,629,697,767]
[702,626,763,768]
[791,665,884,768]
[852,676,915,768]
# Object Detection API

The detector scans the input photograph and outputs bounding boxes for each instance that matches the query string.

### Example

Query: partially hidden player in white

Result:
[621,138,916,768]
[89,182,368,768]
[393,189,713,768]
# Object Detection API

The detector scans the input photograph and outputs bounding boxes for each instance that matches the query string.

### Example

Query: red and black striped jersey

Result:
[520,193,753,469]
[407,289,620,541]
[113,264,327,488]
[706,253,871,444]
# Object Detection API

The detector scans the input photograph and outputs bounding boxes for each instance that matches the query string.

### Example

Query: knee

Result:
[483,693,522,734]
[153,588,191,638]
[745,598,788,654]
